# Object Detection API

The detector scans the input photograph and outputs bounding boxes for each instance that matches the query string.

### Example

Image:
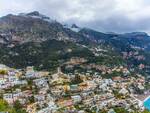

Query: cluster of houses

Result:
[0,64,148,113]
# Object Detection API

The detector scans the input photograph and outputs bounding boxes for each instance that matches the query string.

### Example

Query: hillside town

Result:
[0,63,150,113]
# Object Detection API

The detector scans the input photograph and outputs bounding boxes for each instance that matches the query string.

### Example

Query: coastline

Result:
[133,93,150,110]
[143,95,150,102]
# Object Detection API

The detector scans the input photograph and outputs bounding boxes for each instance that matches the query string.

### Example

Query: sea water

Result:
[144,97,150,110]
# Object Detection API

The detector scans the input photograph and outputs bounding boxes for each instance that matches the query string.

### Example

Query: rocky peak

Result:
[71,24,79,28]
[19,11,50,20]
[26,11,40,16]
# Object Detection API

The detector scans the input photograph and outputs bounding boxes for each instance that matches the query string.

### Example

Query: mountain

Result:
[0,11,150,75]
[79,28,150,75]
[0,11,91,45]
[0,11,95,70]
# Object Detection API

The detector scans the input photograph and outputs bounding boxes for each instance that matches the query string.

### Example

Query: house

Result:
[50,77,70,85]
[26,103,37,113]
[71,95,82,104]
[56,99,73,107]
[3,93,14,104]
[51,86,64,96]
[33,77,48,88]
[82,97,93,106]
[25,66,37,78]
[37,105,57,113]
[85,81,97,91]
[14,80,27,85]
[70,84,79,92]
[34,94,45,102]
[113,77,124,82]
[47,101,57,112]
[119,88,129,95]
[137,84,145,90]
[0,78,7,86]
[78,110,85,113]
[108,109,116,113]
[23,90,33,98]
[3,89,22,104]
[8,75,19,82]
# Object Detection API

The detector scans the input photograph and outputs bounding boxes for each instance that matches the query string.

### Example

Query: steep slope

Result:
[0,39,94,70]
[0,11,150,75]
[79,29,150,75]
[0,11,92,46]
[0,12,99,71]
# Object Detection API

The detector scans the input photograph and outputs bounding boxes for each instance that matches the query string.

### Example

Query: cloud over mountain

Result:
[0,0,150,33]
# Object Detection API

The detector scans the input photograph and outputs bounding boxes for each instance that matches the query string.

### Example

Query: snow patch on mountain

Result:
[63,24,81,32]
[19,11,55,23]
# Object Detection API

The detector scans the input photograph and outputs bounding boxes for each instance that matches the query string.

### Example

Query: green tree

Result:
[141,110,150,113]
[71,74,83,84]
[0,99,15,113]
[13,100,27,113]
[114,107,128,113]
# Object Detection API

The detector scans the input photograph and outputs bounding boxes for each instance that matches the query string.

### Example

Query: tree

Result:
[0,99,9,111]
[0,70,7,75]
[114,107,128,113]
[13,100,27,113]
[141,110,150,113]
[71,74,83,84]
[0,99,15,113]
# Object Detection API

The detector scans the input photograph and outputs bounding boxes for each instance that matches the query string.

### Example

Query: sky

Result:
[0,0,150,34]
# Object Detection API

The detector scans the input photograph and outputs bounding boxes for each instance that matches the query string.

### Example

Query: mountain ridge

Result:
[0,11,150,76]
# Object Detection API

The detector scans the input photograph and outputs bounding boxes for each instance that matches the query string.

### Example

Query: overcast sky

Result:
[0,0,150,34]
